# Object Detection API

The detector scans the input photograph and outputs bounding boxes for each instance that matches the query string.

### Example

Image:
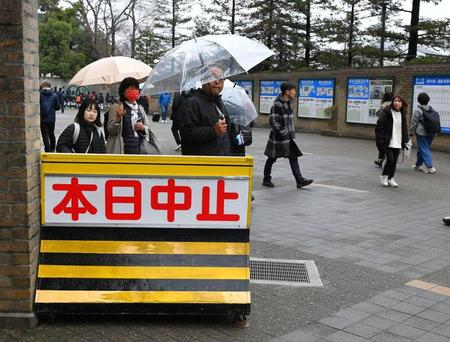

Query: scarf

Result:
[125,101,140,138]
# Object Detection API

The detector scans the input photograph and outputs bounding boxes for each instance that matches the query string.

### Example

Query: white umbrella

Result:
[69,56,152,86]
[142,34,274,95]
[221,79,258,126]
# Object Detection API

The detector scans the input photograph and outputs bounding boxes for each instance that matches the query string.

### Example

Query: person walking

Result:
[179,67,230,156]
[40,80,61,152]
[171,90,195,152]
[375,95,409,188]
[106,77,160,155]
[410,92,437,174]
[374,92,394,167]
[262,82,313,189]
[56,98,106,154]
[158,92,172,123]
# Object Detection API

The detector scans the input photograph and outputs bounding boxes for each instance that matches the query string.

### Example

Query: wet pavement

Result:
[3,108,450,341]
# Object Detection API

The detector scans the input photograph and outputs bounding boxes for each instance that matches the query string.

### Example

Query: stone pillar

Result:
[0,0,40,328]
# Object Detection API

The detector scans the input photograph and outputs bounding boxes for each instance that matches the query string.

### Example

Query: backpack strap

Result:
[72,122,80,145]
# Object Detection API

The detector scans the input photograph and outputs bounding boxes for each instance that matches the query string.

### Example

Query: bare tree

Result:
[103,0,134,55]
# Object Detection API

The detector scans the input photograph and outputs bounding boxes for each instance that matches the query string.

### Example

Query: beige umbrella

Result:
[69,56,152,86]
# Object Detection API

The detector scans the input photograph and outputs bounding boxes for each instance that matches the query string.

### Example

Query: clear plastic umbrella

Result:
[141,35,274,95]
[221,80,258,126]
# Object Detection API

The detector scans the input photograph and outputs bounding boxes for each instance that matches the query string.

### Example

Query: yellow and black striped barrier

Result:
[35,154,252,316]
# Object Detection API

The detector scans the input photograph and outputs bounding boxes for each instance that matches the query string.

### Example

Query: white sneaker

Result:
[380,175,389,187]
[388,178,398,187]
[411,164,423,171]
[423,166,437,174]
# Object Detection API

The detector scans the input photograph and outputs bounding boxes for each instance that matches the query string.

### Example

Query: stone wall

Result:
[235,64,450,152]
[0,0,40,328]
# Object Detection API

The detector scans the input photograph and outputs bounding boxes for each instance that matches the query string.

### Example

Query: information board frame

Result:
[345,77,395,125]
[412,75,450,135]
[259,80,284,114]
[297,78,336,120]
[234,80,254,100]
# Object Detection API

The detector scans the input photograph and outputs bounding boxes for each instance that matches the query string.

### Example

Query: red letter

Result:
[151,179,192,222]
[105,180,141,220]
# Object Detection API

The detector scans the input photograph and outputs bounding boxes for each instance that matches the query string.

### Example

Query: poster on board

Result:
[413,76,450,134]
[234,80,253,100]
[346,78,393,124]
[298,79,335,119]
[259,80,283,114]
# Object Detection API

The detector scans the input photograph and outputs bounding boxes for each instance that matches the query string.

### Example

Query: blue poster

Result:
[413,76,450,134]
[234,80,253,99]
[347,78,370,100]
[259,80,283,114]
[298,79,335,119]
[346,78,393,124]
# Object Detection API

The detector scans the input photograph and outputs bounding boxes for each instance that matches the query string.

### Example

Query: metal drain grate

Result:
[250,258,322,287]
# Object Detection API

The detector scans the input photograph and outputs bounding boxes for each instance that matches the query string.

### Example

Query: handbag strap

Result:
[215,105,225,120]
[85,130,94,154]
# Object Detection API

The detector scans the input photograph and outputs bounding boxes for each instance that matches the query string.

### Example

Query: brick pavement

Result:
[4,109,449,341]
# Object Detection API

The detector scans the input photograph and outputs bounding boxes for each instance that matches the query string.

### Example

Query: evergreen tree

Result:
[153,0,192,48]
[134,27,167,66]
[39,6,88,78]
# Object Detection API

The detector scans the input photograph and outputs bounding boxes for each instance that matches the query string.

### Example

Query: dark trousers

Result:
[40,122,56,152]
[171,124,181,145]
[382,148,400,179]
[264,156,302,181]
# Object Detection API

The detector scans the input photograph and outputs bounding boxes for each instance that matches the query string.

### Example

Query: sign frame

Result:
[297,78,336,120]
[259,80,284,115]
[234,80,254,100]
[345,76,395,125]
[412,74,450,135]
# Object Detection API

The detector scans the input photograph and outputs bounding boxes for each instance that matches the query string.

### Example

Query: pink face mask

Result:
[125,89,140,102]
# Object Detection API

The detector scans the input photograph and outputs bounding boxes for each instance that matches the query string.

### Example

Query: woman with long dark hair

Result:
[56,98,106,153]
[375,95,409,188]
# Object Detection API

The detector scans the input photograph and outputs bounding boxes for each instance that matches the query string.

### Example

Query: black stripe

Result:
[36,303,250,316]
[40,253,248,267]
[37,279,249,291]
[41,227,249,242]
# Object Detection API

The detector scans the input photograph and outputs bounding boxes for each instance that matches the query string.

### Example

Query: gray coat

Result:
[410,104,430,136]
[264,95,302,159]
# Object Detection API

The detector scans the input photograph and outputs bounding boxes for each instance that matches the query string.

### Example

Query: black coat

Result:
[179,90,230,156]
[56,123,106,154]
[375,106,408,153]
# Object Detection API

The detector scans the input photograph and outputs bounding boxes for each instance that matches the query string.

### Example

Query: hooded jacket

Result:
[40,88,61,123]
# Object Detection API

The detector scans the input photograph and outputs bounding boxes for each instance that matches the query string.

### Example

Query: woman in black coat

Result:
[56,98,106,153]
[375,95,409,188]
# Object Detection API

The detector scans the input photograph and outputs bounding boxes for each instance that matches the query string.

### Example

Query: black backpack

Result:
[419,106,441,134]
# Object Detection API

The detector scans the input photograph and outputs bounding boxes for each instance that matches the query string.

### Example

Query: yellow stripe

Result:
[35,290,251,304]
[38,265,250,280]
[40,241,249,255]
[41,153,253,167]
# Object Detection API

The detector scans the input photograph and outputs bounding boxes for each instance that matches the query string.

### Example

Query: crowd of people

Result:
[39,72,448,225]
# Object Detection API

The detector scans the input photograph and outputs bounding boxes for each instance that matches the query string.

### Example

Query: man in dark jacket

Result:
[179,67,230,156]
[171,89,195,151]
[263,82,313,188]
[40,80,61,152]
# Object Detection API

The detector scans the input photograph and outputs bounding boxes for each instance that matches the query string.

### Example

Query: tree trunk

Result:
[379,1,386,67]
[231,0,235,34]
[406,0,420,61]
[172,0,176,48]
[304,0,311,66]
[267,0,274,49]
[347,0,355,67]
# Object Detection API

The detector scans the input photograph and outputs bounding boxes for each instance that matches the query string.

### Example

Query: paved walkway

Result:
[3,109,450,341]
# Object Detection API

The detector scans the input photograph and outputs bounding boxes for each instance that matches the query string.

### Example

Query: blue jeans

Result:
[160,105,168,121]
[416,134,435,168]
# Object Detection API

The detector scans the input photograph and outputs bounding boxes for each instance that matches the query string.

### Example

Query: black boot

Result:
[444,216,450,226]
[262,176,274,187]
[296,177,313,188]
